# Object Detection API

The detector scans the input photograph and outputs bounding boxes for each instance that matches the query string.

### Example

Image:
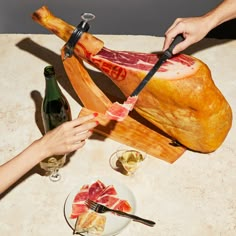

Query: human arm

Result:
[163,0,236,54]
[0,113,98,194]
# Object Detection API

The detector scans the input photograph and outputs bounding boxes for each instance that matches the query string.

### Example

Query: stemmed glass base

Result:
[40,155,66,182]
[110,148,146,176]
[49,168,62,182]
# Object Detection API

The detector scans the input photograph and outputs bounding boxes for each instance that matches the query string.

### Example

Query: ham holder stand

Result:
[61,13,186,163]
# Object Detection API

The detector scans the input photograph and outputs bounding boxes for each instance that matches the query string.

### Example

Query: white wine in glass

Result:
[40,155,66,182]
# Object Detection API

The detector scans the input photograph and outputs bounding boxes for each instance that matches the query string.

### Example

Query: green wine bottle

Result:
[40,65,72,182]
[41,65,71,132]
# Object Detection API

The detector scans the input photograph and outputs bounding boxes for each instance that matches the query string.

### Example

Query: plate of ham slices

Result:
[64,177,136,235]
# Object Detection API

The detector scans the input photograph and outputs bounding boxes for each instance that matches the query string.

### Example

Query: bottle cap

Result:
[44,65,55,77]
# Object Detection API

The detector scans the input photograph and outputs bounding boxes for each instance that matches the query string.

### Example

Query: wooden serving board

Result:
[79,108,185,163]
[62,52,186,163]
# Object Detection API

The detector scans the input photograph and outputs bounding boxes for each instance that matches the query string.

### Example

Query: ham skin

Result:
[32,6,232,153]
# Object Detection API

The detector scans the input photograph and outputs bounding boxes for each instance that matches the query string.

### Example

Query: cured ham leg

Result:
[61,41,185,163]
[106,34,184,121]
[32,6,232,153]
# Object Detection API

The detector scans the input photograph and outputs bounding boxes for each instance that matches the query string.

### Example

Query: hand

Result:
[37,113,98,159]
[163,16,210,54]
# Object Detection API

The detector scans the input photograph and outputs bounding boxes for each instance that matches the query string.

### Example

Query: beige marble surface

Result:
[0,34,236,236]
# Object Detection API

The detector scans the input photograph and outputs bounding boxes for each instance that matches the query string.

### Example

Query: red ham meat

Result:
[80,47,232,153]
[70,185,89,219]
[97,195,132,212]
[71,204,88,219]
[98,185,117,196]
[88,180,106,200]
[32,6,232,153]
[70,180,132,219]
[113,199,132,212]
[106,96,138,121]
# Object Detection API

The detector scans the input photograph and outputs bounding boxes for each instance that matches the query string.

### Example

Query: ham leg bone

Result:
[32,6,232,153]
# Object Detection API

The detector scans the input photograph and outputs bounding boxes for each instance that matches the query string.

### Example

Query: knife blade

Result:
[105,34,185,121]
[130,34,184,97]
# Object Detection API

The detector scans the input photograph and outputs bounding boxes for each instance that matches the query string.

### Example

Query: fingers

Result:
[74,129,94,142]
[71,113,98,127]
[41,113,100,157]
[73,120,98,135]
[167,18,183,32]
[163,16,209,54]
[62,114,99,152]
[171,37,195,54]
[64,128,94,153]
[71,140,86,150]
[163,18,184,51]
[56,139,86,155]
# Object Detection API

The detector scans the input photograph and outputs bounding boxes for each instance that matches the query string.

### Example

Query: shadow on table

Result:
[4,35,230,198]
[183,38,232,55]
[16,37,121,105]
[0,38,117,197]
[16,37,121,156]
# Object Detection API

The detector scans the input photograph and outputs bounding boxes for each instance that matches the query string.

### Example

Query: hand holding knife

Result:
[130,34,185,97]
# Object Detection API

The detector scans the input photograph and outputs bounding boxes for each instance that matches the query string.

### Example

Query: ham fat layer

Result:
[95,48,197,79]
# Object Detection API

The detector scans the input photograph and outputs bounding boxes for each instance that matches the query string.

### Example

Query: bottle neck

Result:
[45,75,62,101]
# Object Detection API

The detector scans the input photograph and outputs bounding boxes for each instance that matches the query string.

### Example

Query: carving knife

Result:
[130,34,184,97]
[105,34,184,121]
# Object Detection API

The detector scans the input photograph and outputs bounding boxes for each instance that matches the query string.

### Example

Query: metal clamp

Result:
[63,13,95,60]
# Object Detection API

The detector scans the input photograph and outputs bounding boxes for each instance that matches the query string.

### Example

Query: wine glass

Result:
[40,154,66,182]
[110,145,146,176]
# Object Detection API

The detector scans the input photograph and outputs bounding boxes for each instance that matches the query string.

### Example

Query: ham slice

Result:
[71,185,89,219]
[88,180,106,200]
[105,96,138,121]
[32,6,232,153]
[97,195,132,212]
[99,185,117,196]
[70,180,132,219]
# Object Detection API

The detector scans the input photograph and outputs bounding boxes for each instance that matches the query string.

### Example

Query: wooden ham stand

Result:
[62,52,186,163]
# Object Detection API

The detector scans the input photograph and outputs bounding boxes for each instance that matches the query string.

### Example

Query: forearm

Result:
[0,115,98,194]
[0,140,45,194]
[203,0,236,30]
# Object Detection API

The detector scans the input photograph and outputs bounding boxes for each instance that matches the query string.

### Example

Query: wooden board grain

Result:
[79,107,185,163]
[62,52,185,163]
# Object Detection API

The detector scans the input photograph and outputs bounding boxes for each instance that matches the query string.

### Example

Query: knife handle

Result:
[164,34,185,58]
[129,33,184,97]
[108,208,156,227]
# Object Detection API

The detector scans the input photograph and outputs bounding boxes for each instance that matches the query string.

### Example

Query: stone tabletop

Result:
[0,34,235,236]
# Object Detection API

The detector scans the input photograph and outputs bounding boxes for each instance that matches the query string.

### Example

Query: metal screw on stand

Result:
[63,13,96,60]
[81,12,95,26]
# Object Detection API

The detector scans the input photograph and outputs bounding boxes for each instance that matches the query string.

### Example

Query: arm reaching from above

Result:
[0,113,98,194]
[163,0,236,54]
